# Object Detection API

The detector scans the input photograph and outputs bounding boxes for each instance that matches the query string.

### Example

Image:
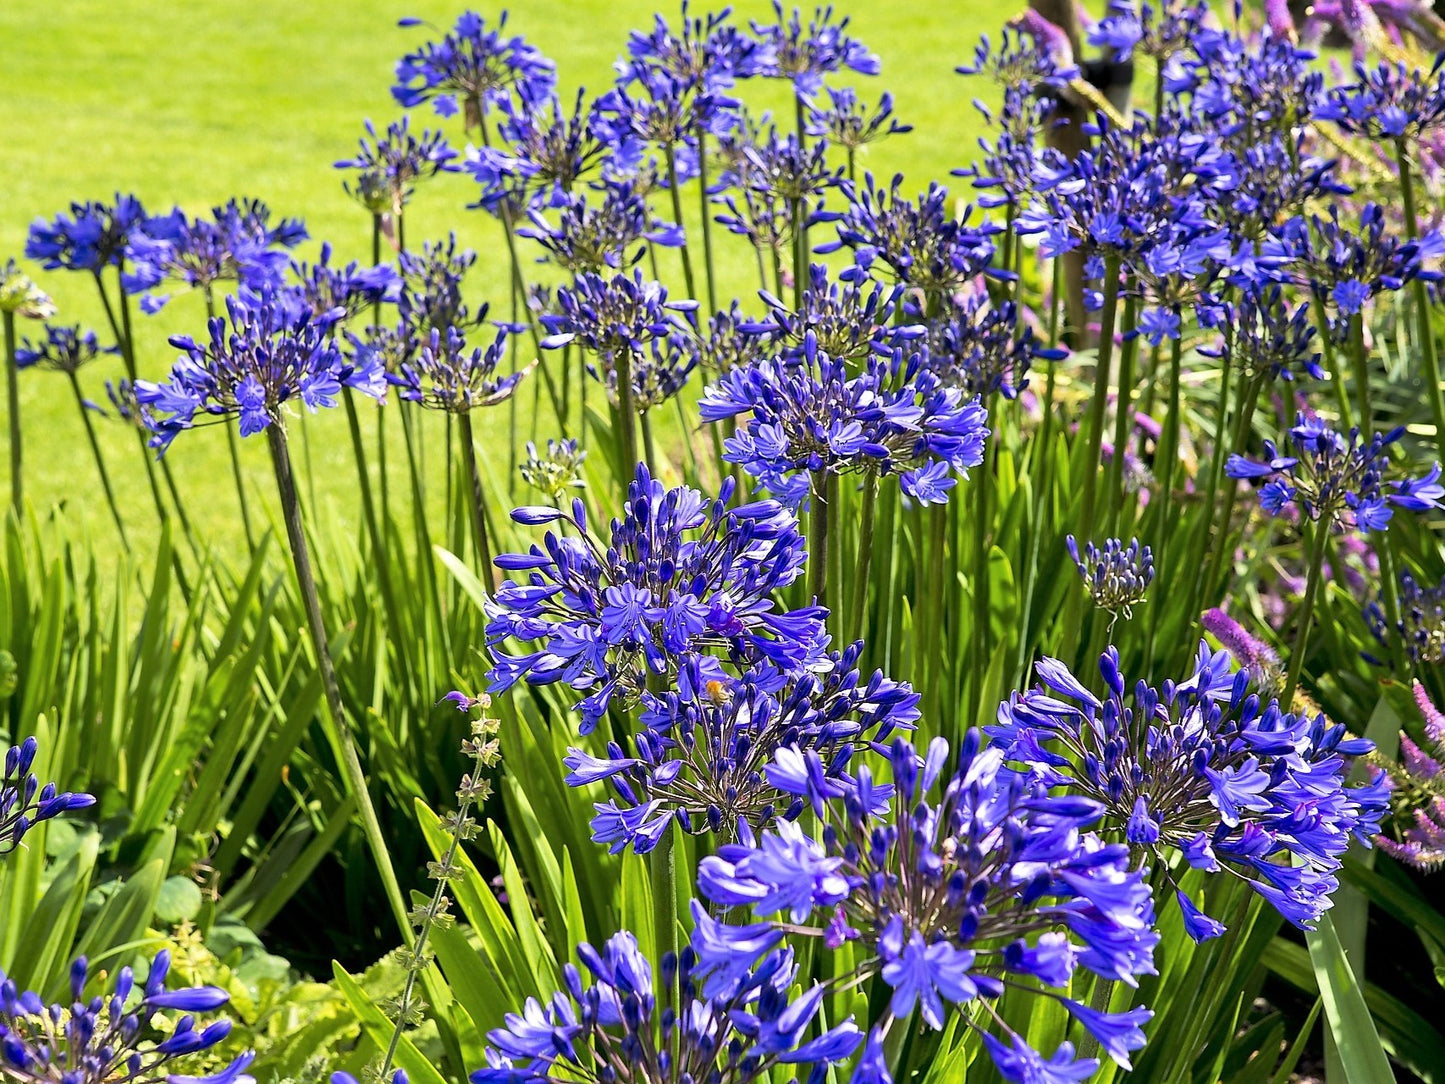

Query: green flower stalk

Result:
[0,261,55,515]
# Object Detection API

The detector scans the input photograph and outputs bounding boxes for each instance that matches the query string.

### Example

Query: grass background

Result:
[0,0,1012,562]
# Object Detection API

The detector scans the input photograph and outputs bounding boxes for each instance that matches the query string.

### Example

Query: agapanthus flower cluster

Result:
[1366,569,1445,665]
[1067,535,1154,620]
[136,285,384,447]
[335,117,459,218]
[0,951,252,1084]
[290,243,401,319]
[695,733,1158,1079]
[396,235,483,336]
[821,175,998,297]
[730,128,840,212]
[392,10,556,127]
[470,929,862,1084]
[1372,681,1445,870]
[564,642,918,853]
[25,195,149,273]
[593,71,735,162]
[388,323,527,413]
[0,260,55,319]
[465,89,606,213]
[1199,284,1322,382]
[682,303,775,377]
[700,330,990,507]
[619,4,768,92]
[804,87,910,152]
[991,644,1388,938]
[749,1,880,95]
[486,464,825,730]
[920,294,1045,400]
[1,737,94,856]
[1089,0,1210,63]
[1225,414,1444,532]
[14,326,116,375]
[745,264,921,360]
[541,269,698,362]
[518,179,684,273]
[1320,55,1445,140]
[520,437,586,502]
[123,199,307,311]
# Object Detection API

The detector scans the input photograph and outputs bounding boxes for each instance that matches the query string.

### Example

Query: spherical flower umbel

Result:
[1365,569,1445,666]
[700,330,990,508]
[485,464,826,731]
[14,325,117,375]
[25,195,150,273]
[694,733,1158,1079]
[1,737,95,856]
[334,117,460,218]
[540,268,698,360]
[135,285,385,449]
[470,929,862,1084]
[1320,55,1445,140]
[392,9,556,128]
[0,950,252,1084]
[1067,536,1154,622]
[749,1,881,96]
[565,643,919,854]
[0,260,56,320]
[388,324,529,413]
[520,438,587,502]
[990,644,1386,939]
[1225,414,1444,532]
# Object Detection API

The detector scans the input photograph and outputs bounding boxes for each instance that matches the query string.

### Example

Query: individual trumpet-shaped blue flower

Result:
[392,10,556,126]
[565,643,919,854]
[469,929,862,1084]
[749,1,880,96]
[990,644,1386,938]
[14,325,117,375]
[820,174,999,297]
[26,195,150,273]
[389,324,528,413]
[135,285,384,449]
[1,737,95,855]
[335,117,459,217]
[486,464,824,730]
[1224,414,1444,532]
[700,330,990,508]
[694,733,1158,1076]
[0,950,252,1084]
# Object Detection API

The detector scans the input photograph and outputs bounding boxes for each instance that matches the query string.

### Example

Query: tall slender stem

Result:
[4,312,19,515]
[266,422,412,944]
[1397,136,1445,443]
[459,412,496,589]
[205,286,256,548]
[1348,313,1372,437]
[651,819,678,990]
[1105,289,1140,533]
[807,470,832,609]
[343,389,401,624]
[663,143,697,303]
[969,457,992,727]
[67,373,130,550]
[615,348,641,470]
[695,123,719,314]
[1078,253,1122,543]
[1282,519,1330,705]
[847,473,879,645]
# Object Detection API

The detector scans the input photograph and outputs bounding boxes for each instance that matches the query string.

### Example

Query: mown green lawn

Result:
[1,0,1012,563]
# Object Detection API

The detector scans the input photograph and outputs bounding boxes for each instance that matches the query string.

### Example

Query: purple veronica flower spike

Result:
[566,643,918,854]
[392,10,556,127]
[469,929,861,1084]
[486,464,825,731]
[1,737,95,855]
[700,330,990,508]
[990,644,1386,938]
[1373,682,1445,870]
[0,951,252,1084]
[1224,414,1444,532]
[135,285,384,449]
[694,733,1157,1077]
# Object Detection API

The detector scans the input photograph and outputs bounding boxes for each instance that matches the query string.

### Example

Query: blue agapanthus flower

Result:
[388,324,528,413]
[1,737,95,856]
[1197,283,1322,382]
[124,198,306,311]
[392,9,556,126]
[135,285,385,449]
[564,642,918,854]
[470,928,861,1084]
[749,1,880,96]
[290,243,401,320]
[694,733,1158,1078]
[1087,0,1210,62]
[1225,414,1444,532]
[819,174,999,296]
[921,294,1048,401]
[620,4,768,93]
[744,263,923,361]
[0,951,252,1084]
[1366,569,1445,667]
[700,330,990,507]
[14,325,117,375]
[540,269,698,357]
[335,117,459,217]
[1067,535,1154,619]
[517,178,684,274]
[990,644,1387,939]
[486,464,825,730]
[1319,55,1445,139]
[805,87,911,151]
[464,88,606,214]
[25,195,150,273]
